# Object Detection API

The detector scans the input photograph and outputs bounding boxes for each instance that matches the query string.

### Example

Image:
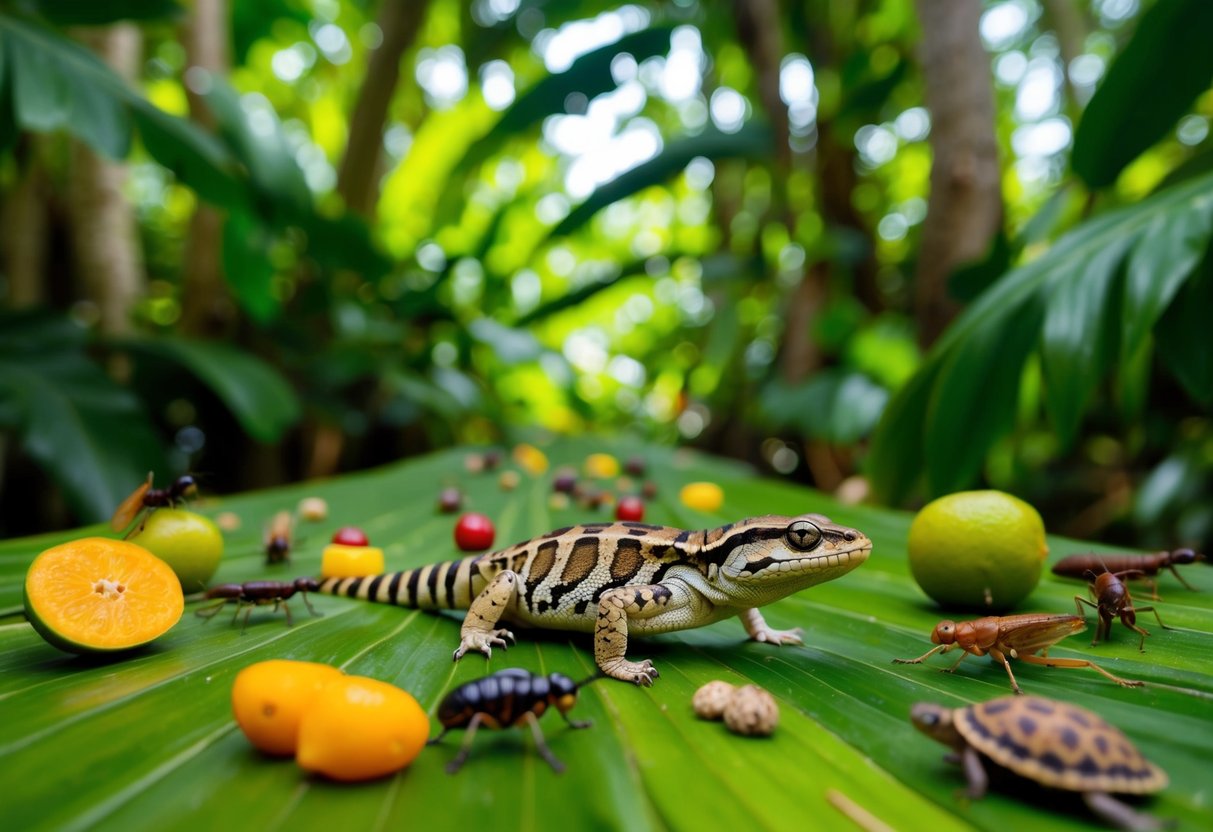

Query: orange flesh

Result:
[26,537,184,650]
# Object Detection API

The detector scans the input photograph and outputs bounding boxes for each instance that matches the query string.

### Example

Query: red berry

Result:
[454,513,495,551]
[615,496,645,522]
[332,526,369,547]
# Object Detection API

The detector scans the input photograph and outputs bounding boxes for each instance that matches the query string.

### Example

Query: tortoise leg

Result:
[1083,791,1170,831]
[1017,653,1143,688]
[987,647,1023,695]
[961,745,988,800]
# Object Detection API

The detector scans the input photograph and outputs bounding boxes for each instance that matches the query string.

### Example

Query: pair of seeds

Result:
[692,681,779,736]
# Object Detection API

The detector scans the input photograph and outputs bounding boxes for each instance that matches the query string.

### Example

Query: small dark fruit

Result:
[332,527,369,547]
[616,496,645,522]
[454,513,495,551]
[438,487,463,513]
[625,456,647,477]
[552,469,578,494]
[483,450,502,470]
[642,481,659,499]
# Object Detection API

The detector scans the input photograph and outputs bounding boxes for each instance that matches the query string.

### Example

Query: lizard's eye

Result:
[785,520,822,551]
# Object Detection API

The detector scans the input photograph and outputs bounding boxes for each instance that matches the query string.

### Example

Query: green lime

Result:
[907,490,1048,611]
[130,509,225,591]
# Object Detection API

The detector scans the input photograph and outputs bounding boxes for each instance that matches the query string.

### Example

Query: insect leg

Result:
[282,599,294,628]
[945,651,970,673]
[1167,564,1197,591]
[1016,653,1144,688]
[892,644,949,665]
[987,648,1023,695]
[445,714,484,774]
[561,711,592,730]
[195,600,227,621]
[961,745,988,800]
[300,591,321,618]
[522,712,565,774]
[454,571,519,662]
[426,727,451,746]
[240,602,255,634]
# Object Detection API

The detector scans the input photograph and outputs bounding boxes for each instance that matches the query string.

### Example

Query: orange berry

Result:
[296,676,429,781]
[231,660,344,756]
[679,482,724,512]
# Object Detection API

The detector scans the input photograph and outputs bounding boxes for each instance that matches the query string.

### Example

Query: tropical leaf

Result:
[0,310,168,525]
[0,438,1210,831]
[1072,0,1213,189]
[869,170,1213,503]
[116,336,302,443]
[759,370,889,444]
[549,122,774,239]
[25,0,182,25]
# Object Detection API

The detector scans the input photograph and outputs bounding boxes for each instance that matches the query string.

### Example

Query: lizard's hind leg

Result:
[454,571,519,661]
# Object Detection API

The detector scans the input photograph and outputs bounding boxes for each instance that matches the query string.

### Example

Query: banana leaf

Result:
[1,438,1210,831]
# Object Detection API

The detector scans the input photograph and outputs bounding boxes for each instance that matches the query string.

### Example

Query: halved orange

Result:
[24,537,185,653]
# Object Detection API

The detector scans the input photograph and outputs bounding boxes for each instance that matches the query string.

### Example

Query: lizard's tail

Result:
[318,555,483,611]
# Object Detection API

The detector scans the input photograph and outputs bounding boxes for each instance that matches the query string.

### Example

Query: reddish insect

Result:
[1075,570,1171,651]
[196,578,321,632]
[892,613,1144,695]
[109,473,197,535]
[1052,549,1204,597]
[265,510,294,565]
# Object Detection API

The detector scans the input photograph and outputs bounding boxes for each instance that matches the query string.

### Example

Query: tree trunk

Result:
[337,0,431,217]
[912,0,1002,347]
[1,139,51,309]
[731,0,790,169]
[67,24,145,347]
[178,0,235,338]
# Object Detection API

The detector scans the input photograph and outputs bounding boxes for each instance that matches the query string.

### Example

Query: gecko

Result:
[318,513,872,684]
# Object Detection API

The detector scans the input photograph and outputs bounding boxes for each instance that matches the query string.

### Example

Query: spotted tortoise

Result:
[911,695,1169,831]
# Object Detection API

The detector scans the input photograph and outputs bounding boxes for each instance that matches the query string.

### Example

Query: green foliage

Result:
[869,171,1213,502]
[1,440,1210,830]
[1072,0,1213,189]
[14,0,182,26]
[0,311,168,522]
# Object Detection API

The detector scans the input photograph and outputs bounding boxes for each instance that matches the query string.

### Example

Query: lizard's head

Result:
[704,514,871,600]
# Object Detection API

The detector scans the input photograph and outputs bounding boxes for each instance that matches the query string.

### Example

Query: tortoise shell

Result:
[955,695,1167,794]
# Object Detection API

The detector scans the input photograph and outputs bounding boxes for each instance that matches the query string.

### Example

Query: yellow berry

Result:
[321,544,385,578]
[231,660,345,756]
[584,453,620,478]
[679,482,724,512]
[512,443,549,475]
[296,676,429,781]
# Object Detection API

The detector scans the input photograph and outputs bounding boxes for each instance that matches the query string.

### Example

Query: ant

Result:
[264,510,294,565]
[1074,569,1171,651]
[110,473,197,536]
[195,578,321,632]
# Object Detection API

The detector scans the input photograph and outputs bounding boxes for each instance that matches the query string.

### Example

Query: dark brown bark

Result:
[731,0,790,169]
[1044,0,1088,112]
[179,0,235,338]
[67,24,145,345]
[912,0,1003,347]
[337,0,431,217]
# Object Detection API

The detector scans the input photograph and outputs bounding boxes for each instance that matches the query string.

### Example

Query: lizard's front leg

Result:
[454,570,518,661]
[738,607,803,646]
[595,583,687,686]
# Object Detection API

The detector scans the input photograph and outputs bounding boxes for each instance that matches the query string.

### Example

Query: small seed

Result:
[722,685,779,737]
[692,680,737,720]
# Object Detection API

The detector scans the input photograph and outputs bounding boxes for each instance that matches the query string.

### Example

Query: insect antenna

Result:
[574,671,607,689]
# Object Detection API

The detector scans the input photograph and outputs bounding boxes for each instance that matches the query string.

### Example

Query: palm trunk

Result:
[912,0,1003,347]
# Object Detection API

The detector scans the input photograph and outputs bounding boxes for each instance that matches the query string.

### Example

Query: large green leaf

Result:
[27,0,182,25]
[869,170,1213,502]
[117,336,302,443]
[1072,0,1213,189]
[0,311,168,525]
[1,438,1210,831]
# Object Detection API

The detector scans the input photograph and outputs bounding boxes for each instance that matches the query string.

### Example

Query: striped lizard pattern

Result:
[319,513,872,684]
